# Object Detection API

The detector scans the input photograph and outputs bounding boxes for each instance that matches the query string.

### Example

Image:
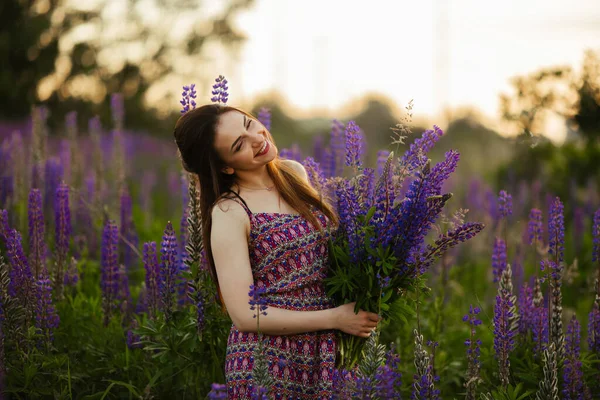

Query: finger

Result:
[366,313,380,322]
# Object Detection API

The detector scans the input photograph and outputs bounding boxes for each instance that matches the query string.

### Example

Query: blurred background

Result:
[1,1,600,396]
[1,0,600,210]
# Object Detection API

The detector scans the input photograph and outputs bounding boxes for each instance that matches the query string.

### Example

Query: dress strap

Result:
[227,190,253,219]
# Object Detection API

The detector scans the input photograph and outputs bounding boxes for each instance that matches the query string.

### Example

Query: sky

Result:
[219,0,600,139]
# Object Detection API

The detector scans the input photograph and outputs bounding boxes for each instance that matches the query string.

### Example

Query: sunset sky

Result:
[217,0,600,138]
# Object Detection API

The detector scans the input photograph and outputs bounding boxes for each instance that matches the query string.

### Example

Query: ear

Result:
[221,166,235,175]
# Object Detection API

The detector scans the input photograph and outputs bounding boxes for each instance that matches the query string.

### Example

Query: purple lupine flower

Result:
[588,302,600,354]
[159,221,179,318]
[207,383,228,399]
[303,157,326,194]
[399,125,444,173]
[518,282,534,335]
[485,188,498,222]
[180,84,198,113]
[492,238,507,283]
[593,209,600,263]
[211,76,228,104]
[257,107,271,131]
[251,386,269,400]
[101,221,120,325]
[422,150,460,198]
[126,318,142,349]
[35,269,60,343]
[28,188,46,279]
[55,182,71,265]
[374,346,402,399]
[43,157,63,214]
[527,208,543,246]
[6,229,37,321]
[336,180,363,264]
[548,197,565,264]
[532,304,549,355]
[248,284,268,318]
[418,222,485,272]
[494,287,516,387]
[344,121,363,169]
[330,119,346,177]
[119,189,138,270]
[111,93,125,128]
[376,150,390,178]
[0,209,8,241]
[463,305,482,400]
[321,147,335,178]
[385,150,460,273]
[196,295,205,336]
[498,190,513,219]
[312,135,324,164]
[63,257,79,287]
[563,316,585,399]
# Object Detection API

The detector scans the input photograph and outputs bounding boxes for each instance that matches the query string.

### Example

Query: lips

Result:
[255,141,270,157]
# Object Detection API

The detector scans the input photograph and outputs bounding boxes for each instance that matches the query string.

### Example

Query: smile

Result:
[255,141,270,157]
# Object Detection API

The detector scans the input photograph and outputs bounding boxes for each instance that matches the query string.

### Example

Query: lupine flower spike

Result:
[211,75,229,104]
[180,84,197,114]
[463,305,482,400]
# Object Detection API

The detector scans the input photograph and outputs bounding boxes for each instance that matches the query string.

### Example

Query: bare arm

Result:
[211,199,379,336]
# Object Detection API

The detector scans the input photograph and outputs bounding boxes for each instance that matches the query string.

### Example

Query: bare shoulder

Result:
[211,197,249,229]
[282,159,308,181]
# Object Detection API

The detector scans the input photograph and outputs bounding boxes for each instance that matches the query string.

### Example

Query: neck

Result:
[234,166,274,189]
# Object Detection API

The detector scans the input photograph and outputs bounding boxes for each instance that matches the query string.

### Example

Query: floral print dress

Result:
[224,192,337,399]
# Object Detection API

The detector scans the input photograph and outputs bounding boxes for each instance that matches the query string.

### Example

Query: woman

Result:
[173,104,379,399]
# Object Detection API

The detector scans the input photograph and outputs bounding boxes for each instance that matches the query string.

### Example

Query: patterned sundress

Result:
[224,191,337,400]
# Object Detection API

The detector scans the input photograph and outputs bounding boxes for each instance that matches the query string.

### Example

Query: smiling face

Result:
[213,110,277,173]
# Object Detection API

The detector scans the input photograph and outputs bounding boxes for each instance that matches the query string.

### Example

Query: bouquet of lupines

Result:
[310,121,485,368]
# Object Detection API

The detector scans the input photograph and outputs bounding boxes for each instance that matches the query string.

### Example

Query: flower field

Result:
[0,89,599,399]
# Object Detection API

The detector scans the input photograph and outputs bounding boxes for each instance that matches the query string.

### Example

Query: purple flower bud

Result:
[211,76,228,105]
[35,270,60,342]
[399,125,444,172]
[563,316,586,399]
[527,208,543,246]
[548,197,565,263]
[492,238,507,283]
[494,289,516,387]
[248,284,268,318]
[344,121,364,169]
[159,221,179,318]
[180,83,198,114]
[208,383,227,399]
[498,190,512,219]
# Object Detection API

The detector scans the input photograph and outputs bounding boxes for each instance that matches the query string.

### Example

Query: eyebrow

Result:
[230,115,247,153]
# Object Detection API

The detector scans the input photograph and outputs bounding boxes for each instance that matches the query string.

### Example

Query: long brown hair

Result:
[173,104,339,306]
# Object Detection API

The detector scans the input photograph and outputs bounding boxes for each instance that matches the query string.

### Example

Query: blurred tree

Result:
[497,50,600,202]
[500,49,600,144]
[572,50,600,143]
[0,0,254,130]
